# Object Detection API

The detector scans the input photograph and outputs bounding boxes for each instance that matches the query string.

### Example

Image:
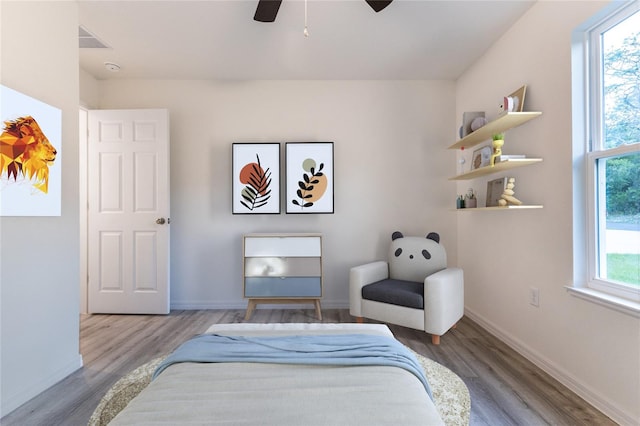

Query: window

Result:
[577,1,640,308]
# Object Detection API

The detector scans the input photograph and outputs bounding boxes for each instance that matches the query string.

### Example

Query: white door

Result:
[88,109,170,314]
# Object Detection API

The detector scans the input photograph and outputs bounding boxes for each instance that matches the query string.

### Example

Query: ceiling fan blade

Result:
[254,0,283,22]
[365,0,393,13]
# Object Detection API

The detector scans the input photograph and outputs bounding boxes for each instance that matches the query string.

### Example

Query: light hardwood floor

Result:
[2,309,615,426]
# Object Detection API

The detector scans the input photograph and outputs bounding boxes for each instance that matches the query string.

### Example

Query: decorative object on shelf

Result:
[486,177,508,207]
[501,96,515,113]
[470,116,487,132]
[286,142,334,214]
[456,195,465,209]
[490,133,504,166]
[464,188,477,208]
[232,143,281,214]
[1,85,62,216]
[500,85,527,114]
[498,177,522,206]
[472,145,492,170]
[460,111,485,138]
[458,153,466,174]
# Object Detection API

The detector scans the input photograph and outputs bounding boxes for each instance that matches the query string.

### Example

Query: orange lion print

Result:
[0,116,57,193]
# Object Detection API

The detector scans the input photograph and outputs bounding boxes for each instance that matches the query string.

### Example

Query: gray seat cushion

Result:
[361,279,424,309]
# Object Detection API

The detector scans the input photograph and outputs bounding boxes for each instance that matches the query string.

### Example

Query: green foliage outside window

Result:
[603,21,640,219]
[606,154,640,217]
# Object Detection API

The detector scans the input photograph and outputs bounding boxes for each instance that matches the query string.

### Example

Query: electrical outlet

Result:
[529,287,540,307]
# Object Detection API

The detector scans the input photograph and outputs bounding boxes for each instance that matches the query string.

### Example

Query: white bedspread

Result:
[110,323,444,426]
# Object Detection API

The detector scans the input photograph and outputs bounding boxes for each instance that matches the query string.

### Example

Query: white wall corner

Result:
[0,355,82,418]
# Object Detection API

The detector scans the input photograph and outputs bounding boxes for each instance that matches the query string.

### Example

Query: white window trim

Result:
[566,286,640,317]
[570,0,640,317]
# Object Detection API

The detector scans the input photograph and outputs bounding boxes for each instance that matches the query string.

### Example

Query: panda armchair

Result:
[349,232,464,345]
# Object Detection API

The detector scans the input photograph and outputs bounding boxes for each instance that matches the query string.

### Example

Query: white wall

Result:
[79,69,101,109]
[89,79,458,309]
[0,1,82,417]
[455,1,640,424]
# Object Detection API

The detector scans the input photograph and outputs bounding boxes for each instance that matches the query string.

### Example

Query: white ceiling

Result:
[78,0,535,81]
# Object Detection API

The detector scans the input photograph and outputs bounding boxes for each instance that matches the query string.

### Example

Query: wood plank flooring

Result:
[1,309,615,426]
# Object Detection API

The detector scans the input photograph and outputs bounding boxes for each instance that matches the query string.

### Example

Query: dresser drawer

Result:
[245,257,321,277]
[244,236,321,257]
[245,277,322,298]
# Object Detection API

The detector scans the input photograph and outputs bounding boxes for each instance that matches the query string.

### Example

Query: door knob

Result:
[156,218,166,225]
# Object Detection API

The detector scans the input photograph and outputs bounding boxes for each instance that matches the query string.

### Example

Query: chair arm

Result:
[349,261,389,317]
[423,268,464,336]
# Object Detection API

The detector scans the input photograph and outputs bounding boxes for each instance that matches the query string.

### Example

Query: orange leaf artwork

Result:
[238,154,272,211]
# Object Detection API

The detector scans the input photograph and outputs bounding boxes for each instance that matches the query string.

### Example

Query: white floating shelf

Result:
[449,112,543,150]
[454,205,543,211]
[449,158,543,180]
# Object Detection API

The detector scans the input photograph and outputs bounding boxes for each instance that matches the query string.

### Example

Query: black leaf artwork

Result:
[292,162,324,209]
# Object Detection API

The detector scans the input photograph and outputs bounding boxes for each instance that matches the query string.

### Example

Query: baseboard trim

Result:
[464,308,635,426]
[170,300,350,311]
[171,301,246,310]
[1,354,83,418]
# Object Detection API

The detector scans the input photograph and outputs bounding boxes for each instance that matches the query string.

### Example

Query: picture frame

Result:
[472,145,493,170]
[286,142,334,214]
[508,85,527,112]
[461,111,485,138]
[232,143,280,214]
[486,177,508,207]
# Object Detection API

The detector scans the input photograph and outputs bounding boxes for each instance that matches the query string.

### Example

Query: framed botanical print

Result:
[232,143,280,214]
[285,142,334,214]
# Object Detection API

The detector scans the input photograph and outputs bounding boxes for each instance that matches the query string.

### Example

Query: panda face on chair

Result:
[394,246,432,260]
[389,231,446,281]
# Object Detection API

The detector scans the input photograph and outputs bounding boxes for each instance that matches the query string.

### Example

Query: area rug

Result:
[88,352,470,426]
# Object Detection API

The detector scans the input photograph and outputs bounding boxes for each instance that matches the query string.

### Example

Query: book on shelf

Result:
[496,154,526,162]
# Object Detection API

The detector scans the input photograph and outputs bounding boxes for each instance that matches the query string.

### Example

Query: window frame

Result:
[586,147,639,301]
[570,0,640,315]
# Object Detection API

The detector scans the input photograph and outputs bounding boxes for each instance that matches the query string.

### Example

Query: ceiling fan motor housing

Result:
[253,0,392,23]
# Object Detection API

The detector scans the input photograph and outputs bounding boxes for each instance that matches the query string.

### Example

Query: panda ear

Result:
[426,232,440,243]
[392,231,404,241]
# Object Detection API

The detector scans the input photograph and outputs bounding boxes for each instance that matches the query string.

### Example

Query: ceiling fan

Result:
[254,0,393,23]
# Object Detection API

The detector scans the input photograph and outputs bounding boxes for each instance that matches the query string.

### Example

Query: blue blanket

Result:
[153,333,433,400]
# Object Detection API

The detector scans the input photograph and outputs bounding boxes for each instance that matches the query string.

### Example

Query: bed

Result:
[101,323,463,425]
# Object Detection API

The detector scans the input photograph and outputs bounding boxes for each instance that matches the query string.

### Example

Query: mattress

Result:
[109,323,444,425]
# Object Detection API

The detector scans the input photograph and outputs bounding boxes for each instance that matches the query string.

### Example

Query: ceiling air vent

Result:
[79,25,110,49]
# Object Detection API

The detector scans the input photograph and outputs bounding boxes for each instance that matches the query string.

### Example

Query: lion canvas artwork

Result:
[0,85,61,216]
[1,116,57,193]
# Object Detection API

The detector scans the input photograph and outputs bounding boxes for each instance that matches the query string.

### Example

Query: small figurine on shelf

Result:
[465,188,477,208]
[498,177,522,206]
[459,147,466,174]
[490,133,504,167]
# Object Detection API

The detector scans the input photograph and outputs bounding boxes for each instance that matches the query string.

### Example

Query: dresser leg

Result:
[314,299,322,320]
[244,299,257,321]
